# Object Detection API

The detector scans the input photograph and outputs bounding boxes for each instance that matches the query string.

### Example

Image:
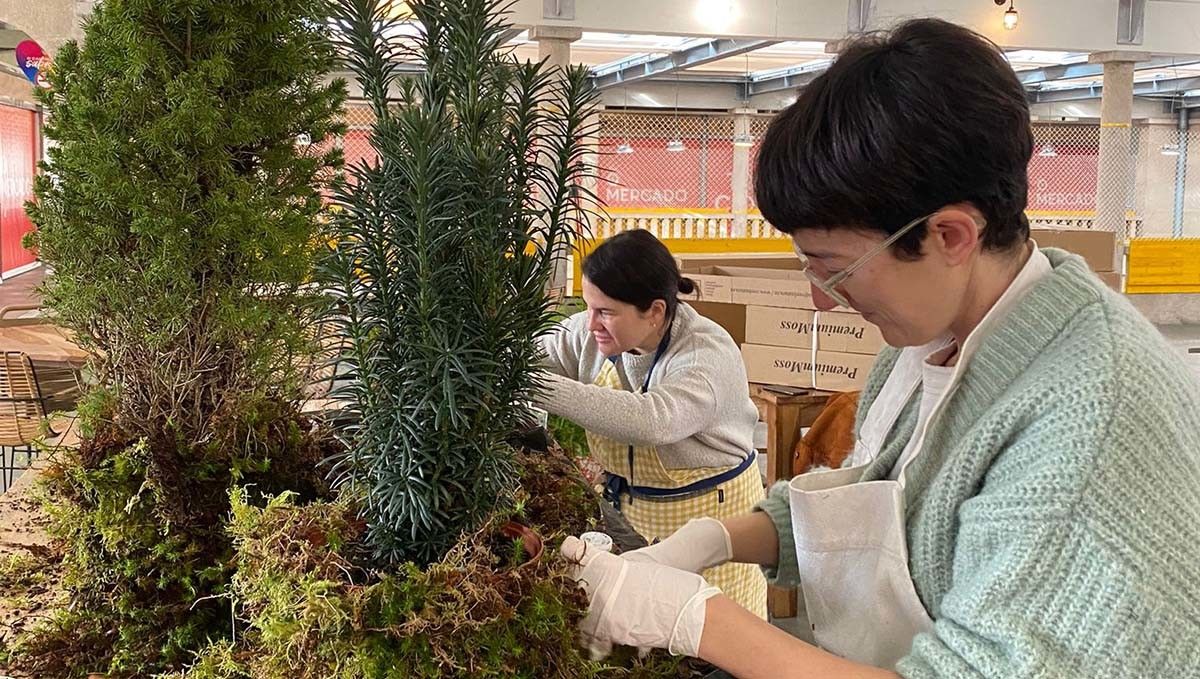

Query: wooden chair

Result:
[0,304,45,328]
[0,351,50,492]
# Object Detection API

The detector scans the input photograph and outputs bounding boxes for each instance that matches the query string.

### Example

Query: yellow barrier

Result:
[1126,239,1200,294]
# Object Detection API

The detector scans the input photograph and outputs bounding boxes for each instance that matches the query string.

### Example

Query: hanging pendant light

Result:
[1003,0,1019,30]
[731,55,755,148]
[667,75,686,152]
[616,86,635,155]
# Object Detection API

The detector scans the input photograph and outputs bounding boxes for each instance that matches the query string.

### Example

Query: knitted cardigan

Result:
[757,249,1200,678]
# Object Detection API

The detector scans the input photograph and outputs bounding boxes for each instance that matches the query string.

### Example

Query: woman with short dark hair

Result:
[562,18,1200,679]
[536,228,768,618]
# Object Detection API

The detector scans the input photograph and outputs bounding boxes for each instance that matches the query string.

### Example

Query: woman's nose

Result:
[587,310,604,331]
[811,285,841,312]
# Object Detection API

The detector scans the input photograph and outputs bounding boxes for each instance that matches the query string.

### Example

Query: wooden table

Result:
[0,324,88,369]
[749,383,832,619]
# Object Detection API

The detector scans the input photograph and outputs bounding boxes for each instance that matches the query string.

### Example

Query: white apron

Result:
[788,244,1050,668]
[787,341,940,668]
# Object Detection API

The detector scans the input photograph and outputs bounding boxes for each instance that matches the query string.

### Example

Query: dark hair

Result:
[754,18,1032,259]
[583,229,695,315]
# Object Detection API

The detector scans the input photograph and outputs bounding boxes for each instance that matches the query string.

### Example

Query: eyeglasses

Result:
[799,212,935,309]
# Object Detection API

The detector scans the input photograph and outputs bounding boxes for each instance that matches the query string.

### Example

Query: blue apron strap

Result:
[603,450,757,506]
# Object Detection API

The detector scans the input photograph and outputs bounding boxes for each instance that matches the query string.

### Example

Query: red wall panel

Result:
[0,106,39,276]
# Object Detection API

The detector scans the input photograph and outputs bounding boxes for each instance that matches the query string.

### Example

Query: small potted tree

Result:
[164,0,700,676]
[2,0,347,675]
[322,0,597,567]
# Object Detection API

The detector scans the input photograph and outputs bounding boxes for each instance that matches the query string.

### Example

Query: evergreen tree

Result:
[19,0,346,674]
[325,0,597,566]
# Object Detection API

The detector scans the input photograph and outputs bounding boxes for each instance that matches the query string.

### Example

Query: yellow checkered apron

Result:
[586,359,768,619]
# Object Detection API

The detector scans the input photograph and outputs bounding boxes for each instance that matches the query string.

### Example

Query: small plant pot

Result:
[500,520,544,566]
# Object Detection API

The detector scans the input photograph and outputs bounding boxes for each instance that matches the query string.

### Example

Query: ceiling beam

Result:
[498,27,526,44]
[744,62,831,96]
[1018,55,1200,86]
[504,0,1200,56]
[1029,74,1200,103]
[1118,0,1146,46]
[591,38,778,90]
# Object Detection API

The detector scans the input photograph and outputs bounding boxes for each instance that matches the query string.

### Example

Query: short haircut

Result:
[754,18,1033,259]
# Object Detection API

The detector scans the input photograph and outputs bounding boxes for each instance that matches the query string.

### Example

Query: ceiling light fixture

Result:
[667,75,686,153]
[616,87,635,155]
[694,0,738,32]
[1003,0,1019,30]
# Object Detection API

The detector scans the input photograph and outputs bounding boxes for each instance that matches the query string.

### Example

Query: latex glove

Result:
[621,517,732,574]
[562,535,719,660]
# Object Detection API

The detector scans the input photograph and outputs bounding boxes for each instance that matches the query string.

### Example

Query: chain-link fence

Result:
[1022,121,1200,241]
[330,104,1200,243]
[1130,123,1200,239]
[598,111,743,211]
[340,104,379,170]
[747,115,772,212]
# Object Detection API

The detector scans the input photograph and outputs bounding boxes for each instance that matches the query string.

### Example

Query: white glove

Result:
[561,535,719,660]
[621,517,732,574]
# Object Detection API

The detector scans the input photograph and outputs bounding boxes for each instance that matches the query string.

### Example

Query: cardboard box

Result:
[681,265,815,309]
[682,268,736,304]
[674,253,801,272]
[1030,228,1116,272]
[745,306,885,356]
[741,343,876,392]
[1096,271,1123,292]
[688,300,747,345]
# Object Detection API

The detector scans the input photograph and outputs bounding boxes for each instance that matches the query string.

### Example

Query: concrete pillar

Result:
[528,26,582,299]
[1089,50,1149,272]
[731,108,753,237]
[531,25,581,66]
[572,106,602,296]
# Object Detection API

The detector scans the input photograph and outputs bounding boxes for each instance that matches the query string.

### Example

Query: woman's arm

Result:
[536,312,587,379]
[536,368,718,446]
[721,511,781,566]
[699,596,900,679]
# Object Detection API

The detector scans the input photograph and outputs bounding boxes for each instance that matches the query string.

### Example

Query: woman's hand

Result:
[620,517,732,573]
[561,535,719,659]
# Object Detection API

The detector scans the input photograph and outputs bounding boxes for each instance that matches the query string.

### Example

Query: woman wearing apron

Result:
[536,228,768,618]
[560,18,1200,679]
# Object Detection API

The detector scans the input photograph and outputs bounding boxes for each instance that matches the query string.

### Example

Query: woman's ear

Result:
[650,299,668,324]
[926,207,982,266]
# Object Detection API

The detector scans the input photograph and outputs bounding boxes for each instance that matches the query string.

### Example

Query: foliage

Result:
[13,0,347,675]
[548,414,590,458]
[28,0,346,446]
[322,0,599,566]
[170,448,689,679]
[9,407,338,678]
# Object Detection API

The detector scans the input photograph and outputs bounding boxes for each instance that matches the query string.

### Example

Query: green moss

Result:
[171,490,692,678]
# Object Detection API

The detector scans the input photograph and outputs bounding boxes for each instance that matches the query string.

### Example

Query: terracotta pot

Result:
[500,520,544,566]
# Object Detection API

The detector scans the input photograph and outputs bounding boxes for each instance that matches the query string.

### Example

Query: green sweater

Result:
[757,249,1200,678]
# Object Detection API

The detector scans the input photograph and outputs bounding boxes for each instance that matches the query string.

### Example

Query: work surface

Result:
[0,324,88,368]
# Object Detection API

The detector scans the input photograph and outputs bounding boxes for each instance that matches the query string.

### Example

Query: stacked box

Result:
[679,263,881,392]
